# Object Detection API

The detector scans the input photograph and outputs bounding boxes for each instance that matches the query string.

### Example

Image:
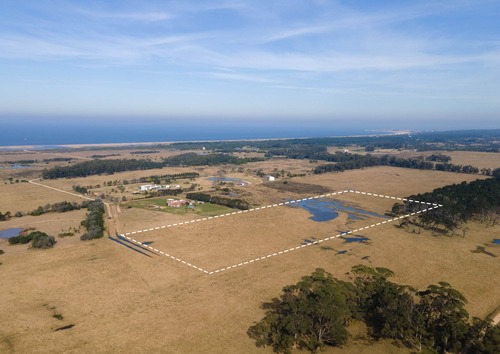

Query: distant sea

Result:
[0,120,397,147]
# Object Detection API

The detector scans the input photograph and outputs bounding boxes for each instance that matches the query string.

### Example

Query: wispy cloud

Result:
[83,11,172,22]
[0,0,499,119]
[263,25,332,42]
[205,71,276,83]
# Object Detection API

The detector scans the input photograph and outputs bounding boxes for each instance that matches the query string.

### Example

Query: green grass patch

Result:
[126,198,237,217]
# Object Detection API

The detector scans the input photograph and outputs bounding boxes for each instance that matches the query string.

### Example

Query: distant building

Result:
[167,198,187,208]
[265,176,275,182]
[141,184,171,192]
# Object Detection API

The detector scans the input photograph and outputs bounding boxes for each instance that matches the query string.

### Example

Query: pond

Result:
[287,198,388,222]
[493,239,500,245]
[10,165,35,169]
[0,228,24,239]
[207,177,248,186]
[341,234,370,243]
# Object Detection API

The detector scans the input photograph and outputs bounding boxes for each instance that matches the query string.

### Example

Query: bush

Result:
[32,233,57,249]
[9,231,56,249]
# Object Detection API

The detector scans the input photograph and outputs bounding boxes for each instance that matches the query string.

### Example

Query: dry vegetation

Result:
[0,146,499,353]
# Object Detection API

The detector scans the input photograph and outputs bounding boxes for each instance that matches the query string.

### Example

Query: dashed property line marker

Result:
[122,190,441,237]
[210,206,440,274]
[117,190,443,274]
[120,234,209,274]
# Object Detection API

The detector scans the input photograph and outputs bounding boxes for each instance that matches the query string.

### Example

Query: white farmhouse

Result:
[265,176,275,182]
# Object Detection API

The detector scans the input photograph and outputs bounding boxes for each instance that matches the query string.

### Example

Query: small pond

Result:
[341,234,370,243]
[0,228,24,239]
[287,198,388,222]
[493,239,500,245]
[10,165,35,169]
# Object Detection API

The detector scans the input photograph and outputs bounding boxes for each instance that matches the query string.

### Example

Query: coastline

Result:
[0,130,411,151]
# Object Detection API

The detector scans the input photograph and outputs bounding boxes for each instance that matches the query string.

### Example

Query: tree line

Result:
[248,266,499,353]
[186,192,250,210]
[162,152,265,166]
[3,158,73,164]
[392,174,500,232]
[42,159,164,179]
[80,200,105,241]
[42,154,265,179]
[169,129,499,153]
[1,201,90,221]
[312,153,486,175]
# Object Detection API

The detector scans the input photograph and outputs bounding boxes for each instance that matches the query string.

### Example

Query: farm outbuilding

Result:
[167,198,187,208]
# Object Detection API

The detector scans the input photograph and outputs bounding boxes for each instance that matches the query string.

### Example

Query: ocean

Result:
[0,119,389,147]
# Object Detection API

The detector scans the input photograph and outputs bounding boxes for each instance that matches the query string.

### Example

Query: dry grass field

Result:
[0,182,85,214]
[0,149,499,353]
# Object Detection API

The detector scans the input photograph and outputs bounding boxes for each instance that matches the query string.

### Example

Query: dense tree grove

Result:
[312,153,483,175]
[163,153,265,166]
[426,154,452,162]
[9,231,56,249]
[72,185,88,194]
[31,232,57,249]
[393,174,500,231]
[42,159,164,178]
[248,266,499,353]
[0,211,12,221]
[27,201,89,217]
[42,154,264,179]
[80,200,105,240]
[186,192,250,210]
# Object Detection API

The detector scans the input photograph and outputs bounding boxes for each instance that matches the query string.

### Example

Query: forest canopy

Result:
[248,266,499,353]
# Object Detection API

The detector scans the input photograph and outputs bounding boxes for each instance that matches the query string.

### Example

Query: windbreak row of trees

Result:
[312,153,487,175]
[248,266,499,353]
[392,174,500,231]
[2,158,72,164]
[80,200,105,240]
[426,154,452,162]
[162,152,265,166]
[42,153,265,179]
[2,201,91,220]
[186,192,250,210]
[42,159,164,178]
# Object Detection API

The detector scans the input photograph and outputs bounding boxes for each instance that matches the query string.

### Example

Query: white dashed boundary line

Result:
[119,190,443,275]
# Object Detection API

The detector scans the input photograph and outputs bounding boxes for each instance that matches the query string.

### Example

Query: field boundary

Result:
[119,190,443,275]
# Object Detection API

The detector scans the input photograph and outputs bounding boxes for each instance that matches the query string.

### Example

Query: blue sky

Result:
[0,0,499,127]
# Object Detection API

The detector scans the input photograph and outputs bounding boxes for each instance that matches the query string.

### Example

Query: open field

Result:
[117,192,408,272]
[0,182,86,214]
[1,205,498,353]
[0,209,87,257]
[0,148,499,353]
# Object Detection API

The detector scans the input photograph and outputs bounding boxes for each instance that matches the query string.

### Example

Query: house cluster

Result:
[140,184,181,192]
[167,198,188,208]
